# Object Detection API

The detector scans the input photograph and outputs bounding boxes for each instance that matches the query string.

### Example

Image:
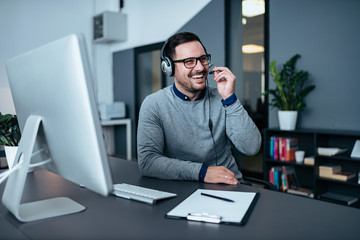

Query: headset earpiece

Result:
[161,56,174,77]
[160,40,174,77]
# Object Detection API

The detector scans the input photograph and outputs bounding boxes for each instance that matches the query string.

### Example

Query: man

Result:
[137,32,261,185]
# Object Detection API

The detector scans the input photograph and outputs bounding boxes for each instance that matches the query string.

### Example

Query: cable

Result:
[206,77,218,166]
[0,159,23,185]
[0,147,52,185]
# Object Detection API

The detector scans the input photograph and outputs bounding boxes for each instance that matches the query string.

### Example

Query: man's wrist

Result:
[199,164,208,182]
[221,93,237,107]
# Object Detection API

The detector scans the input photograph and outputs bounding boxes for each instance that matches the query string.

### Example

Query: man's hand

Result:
[212,66,236,100]
[204,166,239,185]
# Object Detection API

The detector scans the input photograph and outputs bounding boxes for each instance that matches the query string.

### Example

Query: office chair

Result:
[240,176,277,190]
[232,144,277,190]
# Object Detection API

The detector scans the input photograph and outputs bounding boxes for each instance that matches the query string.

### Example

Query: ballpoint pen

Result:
[201,192,234,202]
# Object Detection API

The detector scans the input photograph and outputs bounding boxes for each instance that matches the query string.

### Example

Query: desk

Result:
[101,119,132,160]
[1,157,360,239]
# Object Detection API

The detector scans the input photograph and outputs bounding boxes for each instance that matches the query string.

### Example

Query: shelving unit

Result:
[263,128,360,208]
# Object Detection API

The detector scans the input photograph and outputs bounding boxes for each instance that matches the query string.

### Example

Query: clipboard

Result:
[166,189,259,225]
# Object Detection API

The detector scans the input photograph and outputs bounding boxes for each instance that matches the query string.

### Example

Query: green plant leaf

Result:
[0,113,21,146]
[263,54,315,112]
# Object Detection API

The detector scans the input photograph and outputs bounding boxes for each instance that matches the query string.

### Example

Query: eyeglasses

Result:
[173,54,211,69]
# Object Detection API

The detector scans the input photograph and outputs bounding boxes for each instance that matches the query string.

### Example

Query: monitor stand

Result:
[1,115,86,222]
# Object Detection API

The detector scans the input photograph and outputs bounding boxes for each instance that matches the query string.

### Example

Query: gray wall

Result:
[269,0,360,131]
[172,0,226,88]
[226,0,244,103]
[113,49,136,157]
[113,0,225,158]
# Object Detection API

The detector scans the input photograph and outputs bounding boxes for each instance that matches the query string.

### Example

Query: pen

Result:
[201,193,234,202]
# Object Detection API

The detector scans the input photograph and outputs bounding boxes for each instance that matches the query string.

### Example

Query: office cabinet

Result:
[264,128,360,208]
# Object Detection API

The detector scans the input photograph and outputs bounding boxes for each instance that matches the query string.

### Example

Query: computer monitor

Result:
[3,34,113,222]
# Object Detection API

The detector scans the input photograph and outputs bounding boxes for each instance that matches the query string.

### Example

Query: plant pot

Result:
[278,110,298,130]
[4,146,18,169]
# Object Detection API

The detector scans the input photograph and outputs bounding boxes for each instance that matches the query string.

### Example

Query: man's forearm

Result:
[225,100,262,155]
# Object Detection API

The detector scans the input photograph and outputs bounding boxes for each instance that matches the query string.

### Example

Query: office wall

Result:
[110,1,211,53]
[0,0,210,114]
[269,0,360,131]
[0,0,95,113]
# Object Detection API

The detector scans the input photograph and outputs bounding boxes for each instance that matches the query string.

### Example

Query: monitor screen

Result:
[3,34,113,222]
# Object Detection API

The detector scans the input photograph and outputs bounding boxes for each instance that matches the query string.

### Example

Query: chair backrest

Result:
[231,144,276,190]
[241,176,277,190]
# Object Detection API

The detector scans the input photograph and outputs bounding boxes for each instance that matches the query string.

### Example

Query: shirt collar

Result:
[172,83,206,101]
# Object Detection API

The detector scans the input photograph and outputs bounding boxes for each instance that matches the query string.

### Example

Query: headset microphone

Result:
[208,64,214,74]
[208,64,226,81]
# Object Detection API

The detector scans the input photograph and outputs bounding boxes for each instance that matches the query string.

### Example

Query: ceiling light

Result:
[242,0,265,18]
[242,44,264,54]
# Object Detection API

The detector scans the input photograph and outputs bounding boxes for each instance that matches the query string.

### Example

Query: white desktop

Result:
[3,34,113,222]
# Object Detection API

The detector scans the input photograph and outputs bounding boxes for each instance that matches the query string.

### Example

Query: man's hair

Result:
[164,32,207,60]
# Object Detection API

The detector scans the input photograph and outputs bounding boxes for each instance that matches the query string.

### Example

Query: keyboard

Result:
[113,183,177,204]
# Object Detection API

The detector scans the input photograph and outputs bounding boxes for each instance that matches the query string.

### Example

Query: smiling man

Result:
[137,32,261,185]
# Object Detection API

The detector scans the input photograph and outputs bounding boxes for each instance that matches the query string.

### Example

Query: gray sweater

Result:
[137,85,261,181]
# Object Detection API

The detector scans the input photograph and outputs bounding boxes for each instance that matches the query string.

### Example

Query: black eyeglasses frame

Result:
[172,54,211,69]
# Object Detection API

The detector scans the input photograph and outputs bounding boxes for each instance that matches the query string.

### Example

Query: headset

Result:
[160,37,208,77]
[160,39,174,77]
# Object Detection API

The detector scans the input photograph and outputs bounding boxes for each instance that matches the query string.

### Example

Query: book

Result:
[274,137,279,160]
[331,171,356,181]
[318,164,356,181]
[274,167,280,190]
[319,164,341,178]
[269,168,274,186]
[269,136,274,158]
[282,166,297,190]
[285,138,298,162]
[279,138,284,161]
[317,147,347,156]
[281,171,287,191]
[287,187,314,198]
[269,166,299,192]
[320,192,358,206]
[270,167,285,191]
[304,156,314,165]
[270,136,298,162]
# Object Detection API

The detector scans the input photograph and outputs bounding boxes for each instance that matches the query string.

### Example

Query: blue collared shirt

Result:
[172,84,206,101]
[172,84,237,107]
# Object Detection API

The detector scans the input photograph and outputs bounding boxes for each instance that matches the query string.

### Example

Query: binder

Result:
[166,189,259,225]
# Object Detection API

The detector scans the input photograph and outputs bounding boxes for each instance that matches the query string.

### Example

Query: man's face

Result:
[173,41,209,97]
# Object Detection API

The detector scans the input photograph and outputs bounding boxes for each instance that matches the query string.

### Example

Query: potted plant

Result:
[0,113,21,168]
[264,54,315,130]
